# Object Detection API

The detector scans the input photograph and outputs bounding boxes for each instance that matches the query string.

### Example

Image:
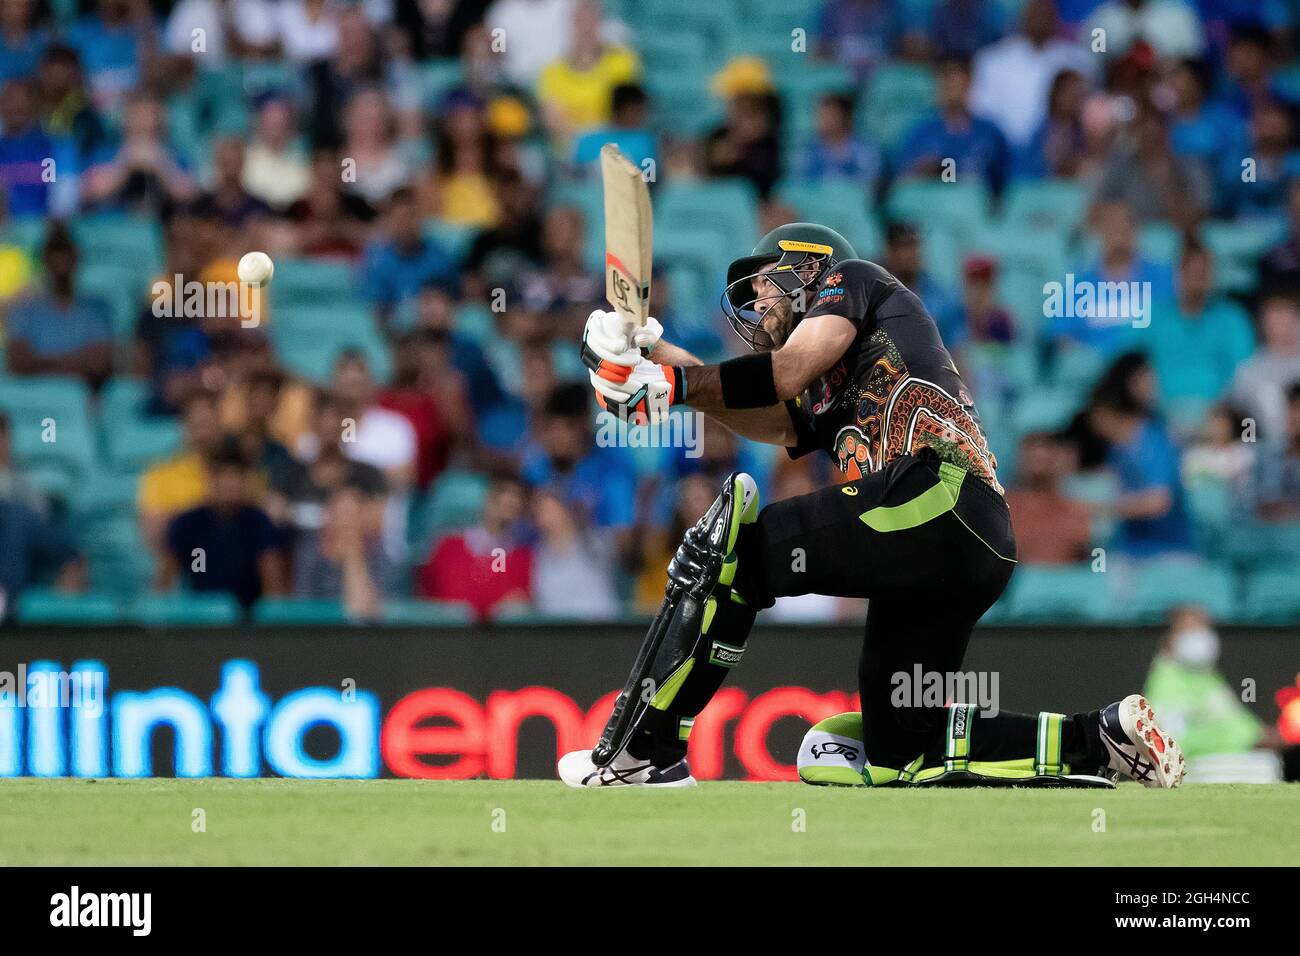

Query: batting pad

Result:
[797,712,869,786]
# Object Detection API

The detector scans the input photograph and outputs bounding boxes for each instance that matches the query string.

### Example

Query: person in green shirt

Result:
[1143,605,1267,758]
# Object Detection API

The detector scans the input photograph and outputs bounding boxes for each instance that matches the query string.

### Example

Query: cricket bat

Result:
[600,144,653,335]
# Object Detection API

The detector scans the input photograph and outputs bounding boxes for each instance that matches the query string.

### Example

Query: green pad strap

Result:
[945,703,975,773]
[1036,712,1065,776]
[677,717,694,742]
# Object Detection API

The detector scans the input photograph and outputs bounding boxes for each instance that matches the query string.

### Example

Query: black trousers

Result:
[645,451,1104,772]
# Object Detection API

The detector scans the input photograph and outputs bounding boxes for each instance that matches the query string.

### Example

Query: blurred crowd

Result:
[1,0,1300,624]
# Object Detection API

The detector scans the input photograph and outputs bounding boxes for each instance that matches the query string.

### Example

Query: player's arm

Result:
[648,340,797,445]
[676,313,858,410]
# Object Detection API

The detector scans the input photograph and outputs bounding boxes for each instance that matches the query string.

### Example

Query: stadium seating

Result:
[1121,558,1236,623]
[775,178,883,258]
[859,63,936,150]
[1239,565,1300,623]
[382,599,476,625]
[251,598,350,625]
[0,376,96,482]
[128,592,242,627]
[15,589,124,625]
[1003,564,1117,623]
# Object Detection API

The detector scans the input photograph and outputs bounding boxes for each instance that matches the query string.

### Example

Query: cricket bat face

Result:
[601,144,653,332]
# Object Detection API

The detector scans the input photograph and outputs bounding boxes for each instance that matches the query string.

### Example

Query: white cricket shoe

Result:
[558,749,697,788]
[1099,694,1186,789]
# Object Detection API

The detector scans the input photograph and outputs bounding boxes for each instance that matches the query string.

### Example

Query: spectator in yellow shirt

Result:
[537,0,639,145]
[138,390,223,554]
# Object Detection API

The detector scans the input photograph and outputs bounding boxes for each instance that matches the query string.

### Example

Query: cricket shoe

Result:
[558,749,697,788]
[1099,694,1186,789]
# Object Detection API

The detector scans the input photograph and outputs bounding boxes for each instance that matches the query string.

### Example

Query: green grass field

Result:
[0,779,1292,866]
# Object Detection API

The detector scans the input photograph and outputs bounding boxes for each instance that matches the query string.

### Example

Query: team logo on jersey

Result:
[833,425,872,479]
[824,272,843,287]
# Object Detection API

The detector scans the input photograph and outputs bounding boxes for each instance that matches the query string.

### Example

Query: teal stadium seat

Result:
[15,589,124,625]
[644,73,723,138]
[252,597,349,625]
[637,31,709,82]
[886,180,991,252]
[78,262,146,340]
[998,267,1052,339]
[70,216,164,282]
[408,470,488,551]
[1122,558,1235,622]
[1001,179,1090,240]
[270,317,390,385]
[268,258,359,309]
[1239,566,1300,623]
[0,376,95,478]
[1137,222,1181,266]
[382,599,475,625]
[1010,386,1078,435]
[657,179,760,253]
[860,63,936,151]
[1202,219,1288,294]
[775,179,883,258]
[103,416,182,472]
[78,513,154,597]
[1005,564,1118,623]
[128,592,242,626]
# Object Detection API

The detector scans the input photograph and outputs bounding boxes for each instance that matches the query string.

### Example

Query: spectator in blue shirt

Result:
[0,497,85,616]
[794,93,880,186]
[66,0,151,113]
[893,56,1011,196]
[520,383,638,533]
[816,0,903,78]
[1217,98,1300,220]
[1093,396,1196,557]
[0,0,48,84]
[1168,59,1248,168]
[1053,201,1173,356]
[573,83,657,173]
[6,223,113,389]
[1147,237,1255,405]
[158,439,287,610]
[361,185,456,333]
[0,77,55,216]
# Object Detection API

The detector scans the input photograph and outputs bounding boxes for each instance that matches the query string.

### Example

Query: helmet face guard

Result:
[722,241,835,351]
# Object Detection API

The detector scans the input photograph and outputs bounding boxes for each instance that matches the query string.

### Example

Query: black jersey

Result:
[784,258,1003,493]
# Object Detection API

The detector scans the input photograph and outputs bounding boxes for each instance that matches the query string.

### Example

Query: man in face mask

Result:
[1143,605,1269,762]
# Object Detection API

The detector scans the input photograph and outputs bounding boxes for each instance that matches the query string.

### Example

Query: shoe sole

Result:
[1117,694,1186,789]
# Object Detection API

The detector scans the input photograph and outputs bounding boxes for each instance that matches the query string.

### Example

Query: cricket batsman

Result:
[561,223,1185,790]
